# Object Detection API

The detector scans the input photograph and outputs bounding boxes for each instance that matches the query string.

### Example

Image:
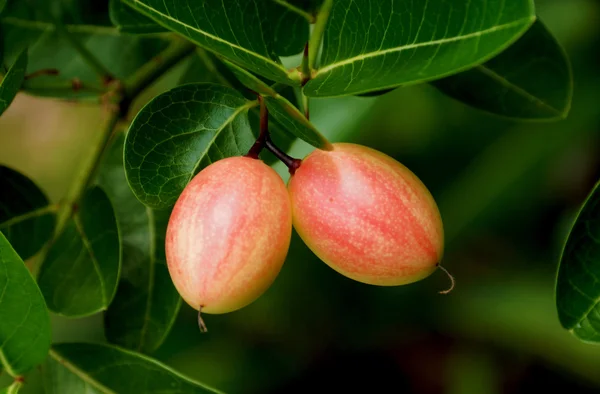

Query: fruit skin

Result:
[165,157,292,314]
[288,143,444,286]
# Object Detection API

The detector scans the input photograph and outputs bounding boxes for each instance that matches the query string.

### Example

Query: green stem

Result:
[125,38,197,100]
[53,20,113,82]
[273,0,316,23]
[55,110,120,233]
[53,38,198,234]
[308,0,333,71]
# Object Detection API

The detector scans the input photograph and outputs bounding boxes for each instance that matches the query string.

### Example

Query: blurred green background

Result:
[1,0,600,392]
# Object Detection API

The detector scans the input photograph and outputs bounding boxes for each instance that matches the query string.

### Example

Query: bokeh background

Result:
[1,0,600,392]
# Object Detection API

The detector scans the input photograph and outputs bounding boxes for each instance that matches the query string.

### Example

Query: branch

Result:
[53,19,114,83]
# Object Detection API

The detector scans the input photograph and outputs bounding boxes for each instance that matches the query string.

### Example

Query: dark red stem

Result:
[25,68,60,80]
[246,95,302,174]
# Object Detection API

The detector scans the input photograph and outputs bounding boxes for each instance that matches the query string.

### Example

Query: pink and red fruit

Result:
[166,157,292,314]
[288,143,444,286]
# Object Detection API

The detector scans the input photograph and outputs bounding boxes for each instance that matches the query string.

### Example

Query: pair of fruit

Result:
[165,143,444,315]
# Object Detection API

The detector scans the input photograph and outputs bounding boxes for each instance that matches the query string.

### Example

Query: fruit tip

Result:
[437,264,455,295]
[198,307,208,333]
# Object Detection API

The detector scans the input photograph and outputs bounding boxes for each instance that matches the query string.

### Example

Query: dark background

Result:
[1,0,599,392]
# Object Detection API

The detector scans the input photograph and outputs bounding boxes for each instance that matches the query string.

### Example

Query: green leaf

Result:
[0,49,26,116]
[265,95,331,149]
[0,232,51,377]
[268,0,310,56]
[433,21,573,121]
[98,134,181,354]
[0,381,22,394]
[0,166,56,261]
[1,0,167,99]
[304,0,536,97]
[45,343,221,393]
[223,59,330,148]
[120,0,291,84]
[125,83,258,209]
[556,181,600,343]
[178,50,247,94]
[38,187,121,317]
[109,0,165,34]
[223,59,278,96]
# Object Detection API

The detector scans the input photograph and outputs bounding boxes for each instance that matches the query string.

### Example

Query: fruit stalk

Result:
[246,95,302,173]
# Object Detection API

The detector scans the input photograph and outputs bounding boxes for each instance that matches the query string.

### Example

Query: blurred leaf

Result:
[556,181,600,343]
[120,0,291,84]
[0,0,6,15]
[268,0,310,56]
[38,187,121,317]
[109,0,164,33]
[44,343,222,393]
[433,21,573,120]
[178,50,248,94]
[304,0,536,97]
[1,0,167,99]
[0,166,56,261]
[98,134,181,354]
[438,90,598,245]
[0,49,26,116]
[124,83,257,209]
[355,88,396,98]
[0,232,51,377]
[0,381,22,394]
[264,95,331,149]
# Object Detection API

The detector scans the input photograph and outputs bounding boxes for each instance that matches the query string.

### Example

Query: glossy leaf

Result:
[304,0,536,97]
[556,181,600,343]
[180,52,299,153]
[223,59,278,96]
[0,49,26,116]
[120,0,291,84]
[38,187,121,317]
[0,232,51,377]
[125,83,257,209]
[433,21,572,120]
[109,0,165,33]
[265,95,331,149]
[224,60,330,148]
[98,134,181,354]
[45,343,221,393]
[178,50,247,94]
[268,0,310,56]
[0,166,55,261]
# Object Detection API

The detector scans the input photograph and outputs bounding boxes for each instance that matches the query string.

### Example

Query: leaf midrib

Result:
[49,348,116,394]
[137,206,155,352]
[73,215,107,307]
[316,17,536,75]
[475,64,563,116]
[123,0,288,75]
[0,204,58,229]
[188,100,258,178]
